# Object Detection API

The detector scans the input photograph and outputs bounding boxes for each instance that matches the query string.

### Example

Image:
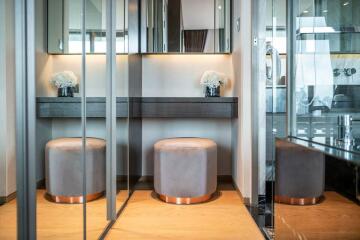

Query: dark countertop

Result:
[282,136,360,166]
[37,97,238,103]
[36,97,238,118]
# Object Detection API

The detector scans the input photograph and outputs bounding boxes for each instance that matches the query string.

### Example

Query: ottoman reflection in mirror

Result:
[275,139,325,205]
[154,138,217,205]
[45,138,106,204]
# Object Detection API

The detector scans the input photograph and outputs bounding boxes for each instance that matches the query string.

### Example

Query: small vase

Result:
[58,87,74,97]
[205,86,220,97]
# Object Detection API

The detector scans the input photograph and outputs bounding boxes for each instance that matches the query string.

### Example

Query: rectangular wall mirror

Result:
[141,0,232,53]
[48,0,127,54]
[48,0,231,54]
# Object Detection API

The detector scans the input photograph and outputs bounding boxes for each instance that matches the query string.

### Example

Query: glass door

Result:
[0,0,17,239]
[258,0,287,237]
[11,0,130,239]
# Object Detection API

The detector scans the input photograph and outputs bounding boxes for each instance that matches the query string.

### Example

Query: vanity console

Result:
[37,97,238,119]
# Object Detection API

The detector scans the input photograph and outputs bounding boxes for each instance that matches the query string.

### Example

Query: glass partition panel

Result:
[262,0,287,236]
[291,0,360,151]
[115,0,129,213]
[276,0,360,239]
[0,0,17,238]
[36,0,85,239]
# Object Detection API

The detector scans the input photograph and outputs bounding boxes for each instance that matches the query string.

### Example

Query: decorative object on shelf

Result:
[200,71,227,97]
[50,71,78,97]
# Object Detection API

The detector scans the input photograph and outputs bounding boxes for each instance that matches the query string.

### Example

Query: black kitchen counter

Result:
[282,136,360,166]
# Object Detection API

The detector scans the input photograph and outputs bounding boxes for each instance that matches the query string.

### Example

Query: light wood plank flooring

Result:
[275,191,360,240]
[106,190,265,240]
[0,190,128,240]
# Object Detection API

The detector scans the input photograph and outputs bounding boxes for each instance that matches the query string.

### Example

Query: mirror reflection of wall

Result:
[142,0,231,54]
[48,0,127,54]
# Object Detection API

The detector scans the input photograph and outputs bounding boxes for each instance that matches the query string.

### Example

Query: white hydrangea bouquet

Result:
[50,71,78,97]
[200,71,227,97]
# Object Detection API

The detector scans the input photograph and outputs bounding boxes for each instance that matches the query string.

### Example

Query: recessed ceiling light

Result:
[218,5,222,10]
[323,9,328,13]
[343,1,349,6]
[303,10,309,13]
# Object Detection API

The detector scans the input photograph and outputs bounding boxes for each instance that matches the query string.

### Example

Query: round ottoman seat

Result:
[45,138,106,204]
[154,138,217,204]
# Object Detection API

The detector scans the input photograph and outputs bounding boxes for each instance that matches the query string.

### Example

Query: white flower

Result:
[50,71,78,88]
[200,71,227,88]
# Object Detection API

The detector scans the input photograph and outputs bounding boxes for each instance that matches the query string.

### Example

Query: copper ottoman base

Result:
[275,195,322,205]
[158,194,212,205]
[46,191,104,204]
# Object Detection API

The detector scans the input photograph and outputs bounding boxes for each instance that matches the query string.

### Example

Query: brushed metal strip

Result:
[106,0,117,221]
[26,1,37,238]
[81,0,87,238]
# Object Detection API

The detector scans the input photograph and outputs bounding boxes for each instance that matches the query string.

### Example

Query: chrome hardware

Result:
[58,39,63,51]
[337,114,354,144]
[266,42,281,85]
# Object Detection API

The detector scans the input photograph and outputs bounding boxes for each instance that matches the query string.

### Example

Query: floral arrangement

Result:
[200,71,227,88]
[50,71,78,89]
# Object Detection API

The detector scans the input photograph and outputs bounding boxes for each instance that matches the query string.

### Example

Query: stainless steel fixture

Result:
[337,114,354,144]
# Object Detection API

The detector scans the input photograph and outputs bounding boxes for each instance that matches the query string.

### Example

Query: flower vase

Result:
[58,87,74,97]
[205,86,220,97]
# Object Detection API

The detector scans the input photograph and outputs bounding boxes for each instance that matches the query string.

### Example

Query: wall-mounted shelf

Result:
[37,97,238,118]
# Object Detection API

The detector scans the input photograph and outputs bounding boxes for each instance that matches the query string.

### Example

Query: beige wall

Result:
[142,54,234,97]
[232,0,254,201]
[0,0,16,197]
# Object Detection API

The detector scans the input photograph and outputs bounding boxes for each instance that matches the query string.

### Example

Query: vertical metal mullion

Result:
[106,0,117,221]
[287,0,296,137]
[26,0,37,239]
[15,0,28,239]
[15,0,36,239]
[81,0,87,239]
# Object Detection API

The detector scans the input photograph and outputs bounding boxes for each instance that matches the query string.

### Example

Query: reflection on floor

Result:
[106,190,264,240]
[0,190,128,240]
[275,191,360,240]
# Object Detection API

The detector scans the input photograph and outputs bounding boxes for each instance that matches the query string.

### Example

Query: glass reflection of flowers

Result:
[50,71,78,97]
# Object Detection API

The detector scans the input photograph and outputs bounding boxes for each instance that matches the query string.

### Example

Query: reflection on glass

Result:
[48,0,128,54]
[0,0,17,238]
[38,0,85,238]
[142,0,231,53]
[115,0,129,217]
[292,0,360,152]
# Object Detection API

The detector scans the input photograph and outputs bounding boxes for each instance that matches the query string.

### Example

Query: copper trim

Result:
[158,193,212,205]
[46,192,104,204]
[275,195,322,205]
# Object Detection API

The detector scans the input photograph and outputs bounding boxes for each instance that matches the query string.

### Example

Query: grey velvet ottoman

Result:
[154,138,217,204]
[275,139,325,205]
[45,138,106,204]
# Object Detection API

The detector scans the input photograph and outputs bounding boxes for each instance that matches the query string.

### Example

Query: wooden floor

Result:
[106,190,265,240]
[0,190,128,240]
[275,191,360,240]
